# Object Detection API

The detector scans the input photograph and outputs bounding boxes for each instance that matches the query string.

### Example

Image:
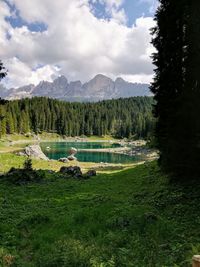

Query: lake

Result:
[41,142,142,164]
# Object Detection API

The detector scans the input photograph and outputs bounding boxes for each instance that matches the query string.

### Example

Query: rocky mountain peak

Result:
[0,74,151,102]
[91,74,113,84]
[93,74,111,80]
[84,74,114,94]
[53,75,68,87]
[115,77,126,84]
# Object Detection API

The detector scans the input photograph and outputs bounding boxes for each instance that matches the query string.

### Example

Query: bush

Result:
[3,167,47,185]
[23,158,33,171]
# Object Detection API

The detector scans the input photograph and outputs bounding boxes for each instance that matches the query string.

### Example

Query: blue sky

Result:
[4,0,47,32]
[91,0,156,26]
[5,0,156,31]
[1,0,157,88]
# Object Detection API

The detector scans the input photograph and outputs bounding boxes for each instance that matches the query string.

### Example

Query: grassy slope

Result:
[0,153,137,174]
[0,162,199,266]
[86,135,118,141]
[1,133,64,142]
[0,133,129,173]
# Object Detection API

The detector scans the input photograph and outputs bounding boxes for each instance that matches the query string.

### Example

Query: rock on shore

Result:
[17,145,49,160]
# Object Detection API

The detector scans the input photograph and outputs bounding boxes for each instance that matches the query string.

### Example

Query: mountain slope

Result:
[0,74,151,102]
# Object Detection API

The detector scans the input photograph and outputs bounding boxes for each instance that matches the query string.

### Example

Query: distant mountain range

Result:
[0,74,151,102]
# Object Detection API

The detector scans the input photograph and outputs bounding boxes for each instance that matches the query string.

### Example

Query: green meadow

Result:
[0,162,199,266]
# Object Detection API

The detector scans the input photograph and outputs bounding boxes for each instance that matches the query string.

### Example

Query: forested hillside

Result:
[0,97,154,138]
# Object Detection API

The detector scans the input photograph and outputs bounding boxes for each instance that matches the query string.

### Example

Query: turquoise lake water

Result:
[40,142,141,164]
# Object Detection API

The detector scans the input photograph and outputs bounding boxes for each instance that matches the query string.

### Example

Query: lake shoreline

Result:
[0,134,158,166]
[41,139,158,163]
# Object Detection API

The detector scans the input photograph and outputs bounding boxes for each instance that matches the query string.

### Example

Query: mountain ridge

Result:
[0,74,151,102]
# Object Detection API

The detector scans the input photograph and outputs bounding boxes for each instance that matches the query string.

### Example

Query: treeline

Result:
[0,97,155,138]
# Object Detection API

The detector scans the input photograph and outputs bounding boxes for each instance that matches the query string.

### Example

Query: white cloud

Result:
[3,57,60,88]
[0,0,155,88]
[121,74,154,84]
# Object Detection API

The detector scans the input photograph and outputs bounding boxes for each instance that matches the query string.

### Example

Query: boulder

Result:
[67,155,77,161]
[58,157,69,163]
[59,166,82,178]
[23,145,49,160]
[85,170,96,177]
[69,147,77,155]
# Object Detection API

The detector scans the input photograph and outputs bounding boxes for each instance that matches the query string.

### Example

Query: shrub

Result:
[4,168,42,185]
[23,158,33,171]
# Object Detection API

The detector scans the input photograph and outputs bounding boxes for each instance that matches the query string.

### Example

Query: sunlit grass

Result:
[86,135,118,141]
[0,153,136,173]
[0,162,198,266]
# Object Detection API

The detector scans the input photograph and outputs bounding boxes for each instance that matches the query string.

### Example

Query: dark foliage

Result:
[0,159,47,185]
[0,60,7,82]
[0,61,8,124]
[4,168,44,185]
[23,158,33,171]
[0,96,155,139]
[151,0,200,178]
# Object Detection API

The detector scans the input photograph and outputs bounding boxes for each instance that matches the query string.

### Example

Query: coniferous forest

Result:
[0,96,155,139]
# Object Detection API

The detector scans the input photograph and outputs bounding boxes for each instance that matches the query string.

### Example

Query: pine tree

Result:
[23,158,33,171]
[178,1,200,177]
[6,113,14,134]
[0,60,7,135]
[0,60,7,83]
[151,0,200,178]
[0,119,6,137]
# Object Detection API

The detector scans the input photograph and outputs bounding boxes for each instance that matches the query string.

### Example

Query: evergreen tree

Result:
[0,60,8,135]
[151,0,200,178]
[0,105,6,137]
[23,158,33,171]
[178,1,200,177]
[0,60,7,83]
[6,113,14,134]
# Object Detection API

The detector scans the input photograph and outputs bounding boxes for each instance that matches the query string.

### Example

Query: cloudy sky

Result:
[0,0,158,88]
